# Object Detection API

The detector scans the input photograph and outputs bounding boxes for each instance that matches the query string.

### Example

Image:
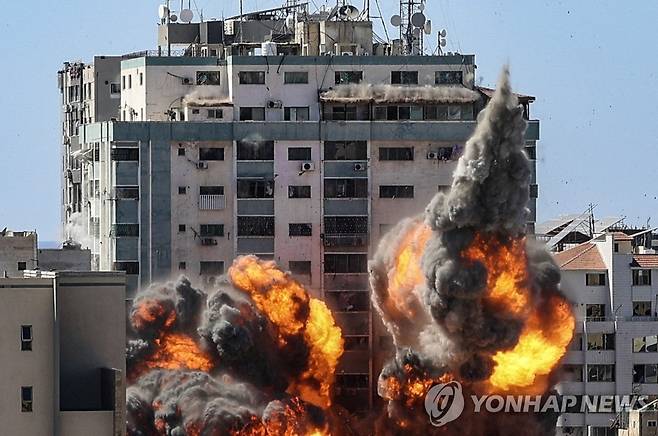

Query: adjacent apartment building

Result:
[0,271,126,436]
[58,2,540,411]
[555,230,658,436]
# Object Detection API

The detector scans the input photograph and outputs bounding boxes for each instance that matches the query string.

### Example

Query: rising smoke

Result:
[321,83,480,104]
[369,67,574,435]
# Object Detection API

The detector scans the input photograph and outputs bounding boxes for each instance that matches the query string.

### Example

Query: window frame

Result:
[284,71,309,84]
[239,71,266,85]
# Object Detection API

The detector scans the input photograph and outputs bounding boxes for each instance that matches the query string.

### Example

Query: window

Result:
[335,71,363,84]
[391,71,418,85]
[288,185,311,198]
[288,147,311,161]
[448,105,462,120]
[633,335,658,352]
[424,105,448,120]
[325,179,367,198]
[178,186,187,195]
[324,141,367,160]
[379,147,413,161]
[435,70,463,85]
[113,224,139,237]
[326,291,370,312]
[587,364,615,382]
[110,148,139,161]
[128,75,132,89]
[196,71,221,85]
[345,336,369,351]
[239,71,265,85]
[633,269,652,286]
[113,261,139,274]
[569,334,583,351]
[562,364,583,382]
[237,140,274,160]
[590,428,615,436]
[239,107,265,121]
[525,145,536,160]
[178,147,185,156]
[586,304,605,321]
[633,301,652,317]
[289,223,312,237]
[649,420,657,427]
[200,224,224,237]
[199,261,225,275]
[331,105,358,121]
[375,105,423,121]
[178,262,186,270]
[289,261,312,275]
[178,224,186,233]
[614,243,619,253]
[529,184,539,198]
[284,107,310,121]
[21,386,33,412]
[634,364,658,383]
[21,325,32,351]
[139,73,144,86]
[17,261,27,271]
[379,185,414,199]
[122,75,126,90]
[586,333,615,350]
[237,180,274,198]
[110,83,121,94]
[115,187,139,199]
[324,216,368,234]
[200,186,224,195]
[284,71,308,84]
[585,273,606,286]
[238,216,274,236]
[199,147,224,161]
[324,254,368,273]
[207,109,224,119]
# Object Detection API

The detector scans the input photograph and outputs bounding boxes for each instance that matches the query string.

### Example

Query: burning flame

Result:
[144,332,213,373]
[229,256,344,409]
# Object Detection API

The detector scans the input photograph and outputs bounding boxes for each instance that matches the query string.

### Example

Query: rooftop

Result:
[553,243,606,270]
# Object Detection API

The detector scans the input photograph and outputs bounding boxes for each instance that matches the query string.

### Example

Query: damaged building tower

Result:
[57,1,540,412]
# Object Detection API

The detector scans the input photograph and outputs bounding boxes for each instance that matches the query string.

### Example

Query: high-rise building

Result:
[0,271,126,436]
[58,2,540,411]
[554,229,658,436]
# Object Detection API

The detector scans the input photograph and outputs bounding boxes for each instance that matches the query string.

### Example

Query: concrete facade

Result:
[0,271,126,436]
[0,230,37,277]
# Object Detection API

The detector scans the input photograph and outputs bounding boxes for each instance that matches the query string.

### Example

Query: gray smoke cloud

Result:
[370,67,567,435]
[321,83,480,104]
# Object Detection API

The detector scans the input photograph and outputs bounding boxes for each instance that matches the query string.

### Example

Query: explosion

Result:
[126,258,343,435]
[370,68,575,434]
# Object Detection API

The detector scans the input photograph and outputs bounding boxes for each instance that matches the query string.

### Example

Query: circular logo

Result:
[424,381,465,427]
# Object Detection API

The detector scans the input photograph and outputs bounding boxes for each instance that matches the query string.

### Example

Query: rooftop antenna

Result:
[239,0,244,44]
[391,0,426,55]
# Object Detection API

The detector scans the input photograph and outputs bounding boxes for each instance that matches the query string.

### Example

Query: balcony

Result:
[199,194,226,210]
[323,233,368,248]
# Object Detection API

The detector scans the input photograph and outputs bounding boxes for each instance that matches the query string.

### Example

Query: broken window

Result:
[562,365,583,382]
[435,70,463,85]
[424,105,449,120]
[324,216,368,235]
[196,71,221,85]
[237,180,273,198]
[324,254,368,273]
[21,325,32,351]
[288,147,311,161]
[634,364,658,384]
[284,107,310,121]
[17,261,27,271]
[239,107,265,121]
[237,140,274,160]
[633,269,652,286]
[634,335,658,353]
[115,187,139,199]
[633,301,652,317]
[585,304,606,321]
[324,179,367,198]
[585,273,606,286]
[529,184,539,198]
[113,224,139,237]
[379,147,413,161]
[179,262,186,270]
[324,141,367,160]
[569,334,582,351]
[391,71,418,85]
[326,291,370,312]
[199,147,224,161]
[525,145,537,160]
[379,185,414,199]
[178,186,187,195]
[200,224,224,237]
[110,147,139,161]
[238,216,274,236]
[447,105,462,120]
[110,83,121,95]
[587,364,615,382]
[586,333,615,350]
[289,261,312,275]
[288,185,311,198]
[200,261,225,275]
[113,261,139,275]
[344,336,369,351]
[284,72,308,84]
[335,71,363,85]
[200,186,224,195]
[289,223,312,237]
[336,374,369,389]
[178,224,186,233]
[239,71,265,85]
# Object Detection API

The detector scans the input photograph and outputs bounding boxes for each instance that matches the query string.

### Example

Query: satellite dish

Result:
[170,14,178,22]
[413,28,421,38]
[440,29,447,37]
[418,3,425,11]
[440,39,447,47]
[411,12,426,28]
[158,5,169,19]
[180,9,194,23]
[390,14,402,27]
[424,20,432,35]
[346,5,360,20]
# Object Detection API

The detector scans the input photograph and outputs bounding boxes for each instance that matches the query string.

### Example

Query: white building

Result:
[0,271,126,436]
[58,2,540,411]
[555,231,658,436]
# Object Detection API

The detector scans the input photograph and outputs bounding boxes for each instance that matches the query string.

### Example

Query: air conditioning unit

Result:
[427,151,439,160]
[182,77,192,85]
[197,161,208,169]
[266,100,283,109]
[353,163,366,171]
[201,238,218,246]
[300,162,315,172]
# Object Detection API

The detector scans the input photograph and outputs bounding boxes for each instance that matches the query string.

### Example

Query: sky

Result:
[0,0,656,242]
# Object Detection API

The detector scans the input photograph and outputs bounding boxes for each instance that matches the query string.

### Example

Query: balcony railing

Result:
[199,195,226,210]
